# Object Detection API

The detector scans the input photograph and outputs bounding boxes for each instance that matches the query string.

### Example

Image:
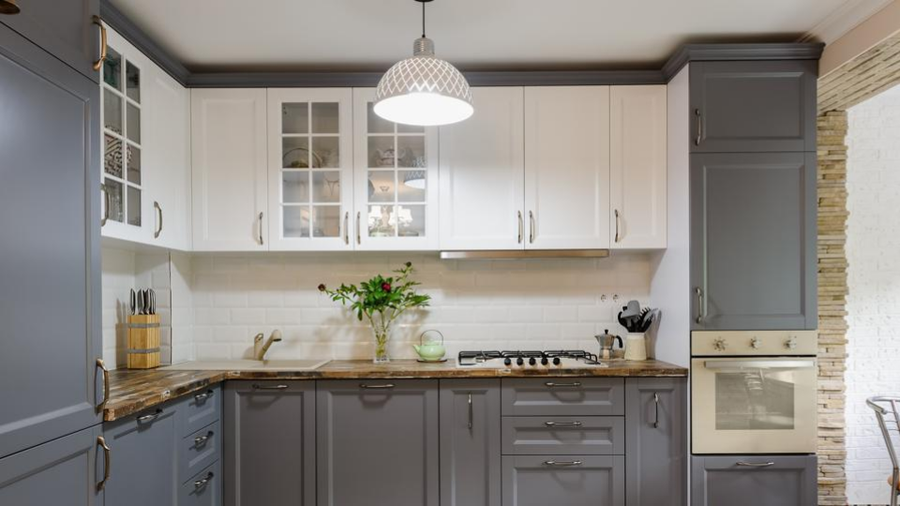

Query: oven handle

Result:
[703,359,816,370]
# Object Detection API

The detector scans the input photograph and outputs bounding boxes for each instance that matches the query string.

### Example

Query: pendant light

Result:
[0,0,20,15]
[374,0,473,126]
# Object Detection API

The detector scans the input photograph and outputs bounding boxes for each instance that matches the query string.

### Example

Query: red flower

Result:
[382,282,392,292]
[317,283,327,292]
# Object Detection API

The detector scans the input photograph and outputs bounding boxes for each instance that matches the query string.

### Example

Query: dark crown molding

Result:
[100,0,824,88]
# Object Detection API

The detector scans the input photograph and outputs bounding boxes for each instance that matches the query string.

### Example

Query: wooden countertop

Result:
[104,359,687,422]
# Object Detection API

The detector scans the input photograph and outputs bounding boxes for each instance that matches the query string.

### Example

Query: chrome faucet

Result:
[253,330,282,360]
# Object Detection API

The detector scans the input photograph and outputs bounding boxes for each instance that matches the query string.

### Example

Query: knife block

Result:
[126,314,161,369]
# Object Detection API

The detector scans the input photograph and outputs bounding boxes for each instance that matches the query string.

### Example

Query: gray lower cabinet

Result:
[691,455,817,506]
[502,455,625,506]
[689,60,817,153]
[625,378,686,506]
[318,379,439,506]
[440,379,501,506]
[102,406,179,506]
[690,152,817,330]
[0,425,103,505]
[0,22,102,460]
[224,381,315,506]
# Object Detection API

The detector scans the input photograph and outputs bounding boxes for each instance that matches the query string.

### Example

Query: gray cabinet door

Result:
[440,379,501,506]
[224,381,315,506]
[690,152,817,330]
[0,23,102,459]
[502,455,625,506]
[0,0,100,81]
[318,380,439,506]
[691,455,817,506]
[0,425,102,505]
[690,60,817,153]
[103,406,179,506]
[625,378,686,506]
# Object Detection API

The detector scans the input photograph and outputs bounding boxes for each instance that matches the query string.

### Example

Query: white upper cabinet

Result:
[609,85,667,249]
[266,88,353,251]
[191,88,268,251]
[524,86,611,250]
[439,87,525,251]
[353,88,439,251]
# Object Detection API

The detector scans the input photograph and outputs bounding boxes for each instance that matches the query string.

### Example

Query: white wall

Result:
[845,83,900,504]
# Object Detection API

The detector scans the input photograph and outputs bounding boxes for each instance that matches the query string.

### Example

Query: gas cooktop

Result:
[457,350,607,369]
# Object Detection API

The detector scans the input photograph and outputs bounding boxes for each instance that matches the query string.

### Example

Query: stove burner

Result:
[457,349,605,368]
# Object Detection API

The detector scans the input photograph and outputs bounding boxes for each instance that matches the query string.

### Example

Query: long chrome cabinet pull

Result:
[357,212,361,245]
[529,211,535,244]
[360,383,395,389]
[194,472,214,489]
[545,421,583,428]
[92,16,107,71]
[96,358,109,411]
[544,381,581,388]
[736,461,775,468]
[544,460,583,467]
[252,383,288,390]
[257,212,264,245]
[517,211,523,244]
[467,393,473,430]
[153,201,163,239]
[344,212,349,245]
[96,436,111,491]
[694,109,703,146]
[100,184,110,227]
[652,392,660,428]
[614,209,620,243]
[695,287,704,324]
[137,409,162,423]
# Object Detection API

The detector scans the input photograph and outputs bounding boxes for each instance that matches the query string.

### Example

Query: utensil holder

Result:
[126,314,160,369]
[624,332,648,361]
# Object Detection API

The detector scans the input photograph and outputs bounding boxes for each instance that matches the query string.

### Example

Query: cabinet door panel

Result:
[318,380,439,506]
[440,380,501,506]
[524,86,610,249]
[0,25,102,459]
[690,60,817,153]
[502,455,625,506]
[610,85,667,249]
[690,152,817,330]
[191,89,268,251]
[691,455,816,506]
[224,381,315,506]
[440,87,525,250]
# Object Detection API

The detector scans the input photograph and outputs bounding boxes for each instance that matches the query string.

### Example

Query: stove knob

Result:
[528,357,537,366]
[750,337,762,349]
[552,357,561,366]
[516,357,524,366]
[541,357,549,366]
[504,357,512,366]
[785,337,798,350]
[713,338,727,351]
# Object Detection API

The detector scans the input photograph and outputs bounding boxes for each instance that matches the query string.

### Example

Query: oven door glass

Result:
[692,358,817,454]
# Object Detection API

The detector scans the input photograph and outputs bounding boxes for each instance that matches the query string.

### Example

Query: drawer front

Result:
[180,460,222,506]
[501,378,624,416]
[502,455,625,506]
[180,420,221,484]
[690,455,817,506]
[502,416,623,455]
[179,386,221,437]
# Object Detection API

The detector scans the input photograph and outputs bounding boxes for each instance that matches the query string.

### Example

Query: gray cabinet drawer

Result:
[180,420,221,484]
[502,455,625,506]
[501,378,624,416]
[180,460,222,506]
[178,386,221,437]
[691,455,816,506]
[502,416,623,455]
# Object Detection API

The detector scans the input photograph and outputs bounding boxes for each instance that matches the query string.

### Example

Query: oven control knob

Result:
[750,337,762,349]
[552,357,561,366]
[713,338,727,351]
[516,357,524,366]
[529,357,537,366]
[541,357,549,366]
[504,357,512,367]
[785,337,798,350]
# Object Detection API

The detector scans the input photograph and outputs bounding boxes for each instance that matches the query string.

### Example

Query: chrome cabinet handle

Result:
[528,211,535,244]
[544,460,583,467]
[344,212,349,245]
[194,472,214,489]
[153,201,163,239]
[252,383,288,390]
[695,287,704,324]
[544,381,581,388]
[360,383,395,389]
[356,211,361,245]
[258,212,264,245]
[194,431,214,447]
[194,390,214,402]
[614,209,620,243]
[517,211,523,244]
[137,409,162,423]
[736,461,775,468]
[467,393,473,430]
[96,436,111,491]
[653,392,660,429]
[100,184,110,227]
[96,358,109,411]
[545,421,583,428]
[92,16,107,71]
[694,109,703,146]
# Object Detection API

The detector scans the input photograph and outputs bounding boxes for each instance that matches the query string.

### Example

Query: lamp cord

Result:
[422,0,426,38]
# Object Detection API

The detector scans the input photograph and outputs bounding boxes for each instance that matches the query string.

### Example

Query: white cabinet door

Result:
[144,65,191,251]
[524,86,610,250]
[439,87,525,251]
[353,88,439,251]
[191,88,268,251]
[610,85,667,249]
[266,88,353,251]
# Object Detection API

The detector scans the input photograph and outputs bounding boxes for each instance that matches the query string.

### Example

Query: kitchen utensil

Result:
[130,289,136,315]
[595,330,623,360]
[148,289,155,315]
[136,289,144,315]
[413,330,446,362]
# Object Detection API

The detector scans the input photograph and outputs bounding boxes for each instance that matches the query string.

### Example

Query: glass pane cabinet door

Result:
[101,44,144,234]
[353,89,438,250]
[268,89,352,250]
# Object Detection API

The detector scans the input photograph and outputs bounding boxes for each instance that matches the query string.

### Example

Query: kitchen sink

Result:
[163,359,330,371]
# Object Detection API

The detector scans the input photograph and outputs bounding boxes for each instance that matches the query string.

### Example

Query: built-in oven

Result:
[691,330,818,454]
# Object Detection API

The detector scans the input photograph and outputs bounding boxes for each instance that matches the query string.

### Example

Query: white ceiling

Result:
[111,0,856,72]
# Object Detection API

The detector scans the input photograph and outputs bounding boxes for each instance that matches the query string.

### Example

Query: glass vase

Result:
[371,317,392,364]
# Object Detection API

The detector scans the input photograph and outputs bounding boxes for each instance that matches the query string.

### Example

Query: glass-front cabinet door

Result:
[100,28,147,243]
[352,88,439,250]
[267,89,353,250]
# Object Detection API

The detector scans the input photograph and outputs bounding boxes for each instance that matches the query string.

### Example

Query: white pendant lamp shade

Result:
[374,36,474,127]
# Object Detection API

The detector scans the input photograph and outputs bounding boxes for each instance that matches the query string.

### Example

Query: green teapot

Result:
[413,330,446,362]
